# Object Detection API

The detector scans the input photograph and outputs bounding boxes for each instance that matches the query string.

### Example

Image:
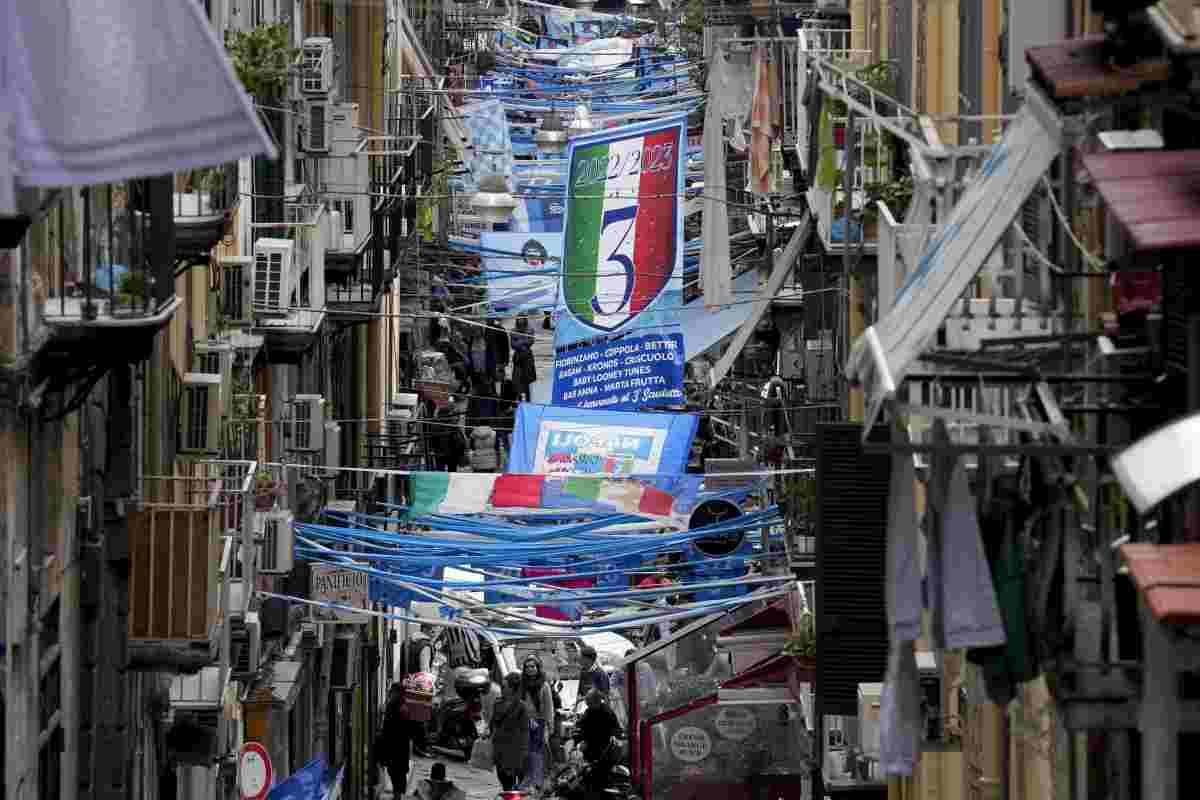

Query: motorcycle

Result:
[549,737,634,800]
[421,667,491,761]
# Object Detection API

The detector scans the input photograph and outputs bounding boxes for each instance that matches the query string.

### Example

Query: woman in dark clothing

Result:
[510,316,537,401]
[490,673,531,790]
[377,684,412,796]
[519,655,555,791]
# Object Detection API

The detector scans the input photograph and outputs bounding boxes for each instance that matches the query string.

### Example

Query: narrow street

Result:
[383,754,500,800]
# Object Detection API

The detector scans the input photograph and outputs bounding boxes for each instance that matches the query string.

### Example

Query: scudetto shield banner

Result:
[553,115,688,411]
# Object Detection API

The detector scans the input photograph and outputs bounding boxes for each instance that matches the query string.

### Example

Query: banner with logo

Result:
[553,115,688,411]
[511,182,566,233]
[481,232,562,314]
[507,403,698,476]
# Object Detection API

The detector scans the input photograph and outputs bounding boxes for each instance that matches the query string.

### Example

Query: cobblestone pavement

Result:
[381,751,502,800]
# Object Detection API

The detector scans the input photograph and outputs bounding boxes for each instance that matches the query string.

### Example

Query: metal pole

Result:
[841,112,859,419]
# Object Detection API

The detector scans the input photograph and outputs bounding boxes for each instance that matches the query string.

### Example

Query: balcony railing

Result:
[36,178,181,336]
[127,460,256,670]
[174,161,239,261]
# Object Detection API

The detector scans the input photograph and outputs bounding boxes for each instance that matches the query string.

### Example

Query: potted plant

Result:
[224,23,298,100]
[254,470,286,511]
[864,175,915,230]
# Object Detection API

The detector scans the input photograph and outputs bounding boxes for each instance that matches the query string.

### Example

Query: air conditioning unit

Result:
[303,100,329,153]
[220,256,254,325]
[289,394,326,451]
[252,239,294,317]
[229,611,262,679]
[301,37,334,95]
[259,510,295,574]
[330,102,360,157]
[193,341,234,414]
[179,373,223,454]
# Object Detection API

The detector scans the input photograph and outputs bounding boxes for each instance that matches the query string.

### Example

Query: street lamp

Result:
[471,174,517,224]
[534,109,569,155]
[568,104,596,139]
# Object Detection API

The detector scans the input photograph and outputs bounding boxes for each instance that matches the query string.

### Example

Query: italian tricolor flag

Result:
[408,473,499,515]
[561,476,675,517]
[564,126,679,330]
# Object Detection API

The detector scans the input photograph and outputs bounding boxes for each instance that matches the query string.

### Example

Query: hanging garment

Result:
[886,426,923,644]
[925,421,1008,651]
[4,0,275,195]
[967,474,1039,705]
[749,46,777,196]
[878,640,922,777]
[700,49,754,309]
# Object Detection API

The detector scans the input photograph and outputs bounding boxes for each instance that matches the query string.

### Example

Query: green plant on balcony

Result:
[783,612,816,660]
[118,270,150,301]
[225,23,298,100]
[863,174,915,228]
[826,61,897,119]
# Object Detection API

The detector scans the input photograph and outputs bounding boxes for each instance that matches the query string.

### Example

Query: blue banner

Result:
[551,116,688,411]
[551,329,685,411]
[507,402,698,476]
[268,757,326,800]
[481,232,562,313]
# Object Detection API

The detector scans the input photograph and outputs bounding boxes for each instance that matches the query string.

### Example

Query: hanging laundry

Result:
[4,0,275,205]
[749,46,780,196]
[700,49,753,309]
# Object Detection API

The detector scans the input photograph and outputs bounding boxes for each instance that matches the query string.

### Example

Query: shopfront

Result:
[618,592,814,800]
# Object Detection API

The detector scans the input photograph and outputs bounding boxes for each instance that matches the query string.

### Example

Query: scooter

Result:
[549,737,634,800]
[422,667,490,761]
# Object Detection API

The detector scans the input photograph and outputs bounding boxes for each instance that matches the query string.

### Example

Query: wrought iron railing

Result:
[38,178,178,324]
[174,161,239,222]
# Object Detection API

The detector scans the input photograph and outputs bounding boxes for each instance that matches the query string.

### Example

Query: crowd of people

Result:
[416,313,541,474]
[373,645,623,799]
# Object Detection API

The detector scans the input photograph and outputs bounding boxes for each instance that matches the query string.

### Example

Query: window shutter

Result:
[815,423,892,716]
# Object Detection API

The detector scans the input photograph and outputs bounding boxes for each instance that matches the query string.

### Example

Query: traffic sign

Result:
[239,741,273,800]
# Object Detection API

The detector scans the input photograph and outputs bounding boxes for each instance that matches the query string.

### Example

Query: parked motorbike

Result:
[422,667,490,761]
[549,737,634,800]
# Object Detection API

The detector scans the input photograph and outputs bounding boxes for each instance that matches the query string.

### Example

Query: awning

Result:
[1120,543,1200,626]
[845,83,1064,436]
[722,651,814,689]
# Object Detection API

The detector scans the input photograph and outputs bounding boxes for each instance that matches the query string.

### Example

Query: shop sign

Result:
[715,707,758,741]
[670,726,712,763]
[310,565,369,623]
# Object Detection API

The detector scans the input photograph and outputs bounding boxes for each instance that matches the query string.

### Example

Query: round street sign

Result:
[239,742,273,800]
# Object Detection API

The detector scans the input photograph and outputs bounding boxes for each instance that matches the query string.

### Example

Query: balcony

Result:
[174,162,239,263]
[127,460,256,671]
[29,179,181,365]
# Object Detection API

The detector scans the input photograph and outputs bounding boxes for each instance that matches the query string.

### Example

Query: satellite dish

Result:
[689,499,744,557]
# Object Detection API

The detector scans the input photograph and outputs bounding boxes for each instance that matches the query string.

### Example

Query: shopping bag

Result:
[470,735,494,770]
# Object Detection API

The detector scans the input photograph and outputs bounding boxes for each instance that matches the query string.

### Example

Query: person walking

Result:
[518,654,555,793]
[577,645,611,700]
[490,673,531,791]
[375,684,412,798]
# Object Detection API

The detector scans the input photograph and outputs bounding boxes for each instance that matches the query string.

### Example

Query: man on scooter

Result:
[575,689,620,767]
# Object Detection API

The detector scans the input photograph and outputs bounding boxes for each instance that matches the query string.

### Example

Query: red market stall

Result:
[617,590,815,800]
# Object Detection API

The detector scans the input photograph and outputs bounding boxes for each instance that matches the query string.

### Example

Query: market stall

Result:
[618,591,814,800]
